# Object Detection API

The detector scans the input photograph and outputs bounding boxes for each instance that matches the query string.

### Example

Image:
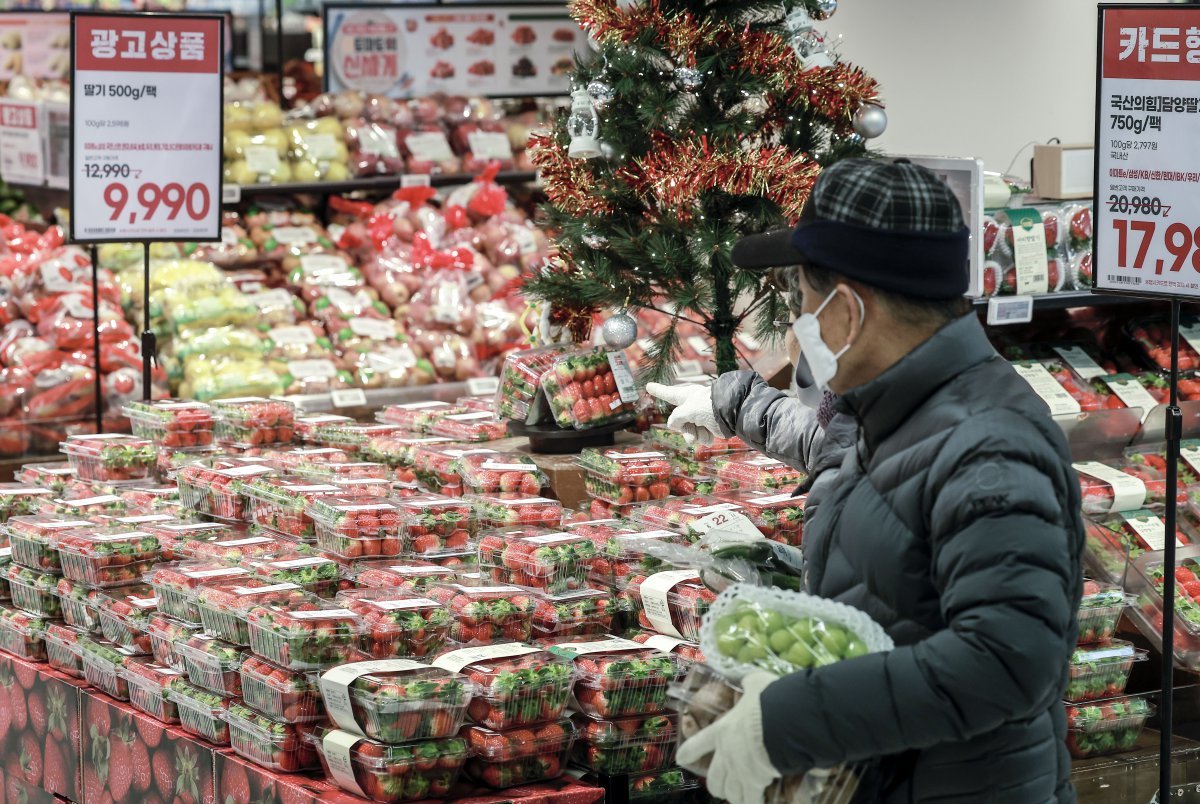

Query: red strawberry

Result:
[136,713,162,749]
[42,737,67,795]
[132,741,153,793]
[18,731,41,786]
[8,675,27,732]
[152,749,173,799]
[107,725,133,800]
[27,689,46,737]
[220,757,250,804]
[13,660,36,690]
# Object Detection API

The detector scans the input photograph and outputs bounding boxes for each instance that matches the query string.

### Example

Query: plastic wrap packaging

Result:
[540,348,641,430]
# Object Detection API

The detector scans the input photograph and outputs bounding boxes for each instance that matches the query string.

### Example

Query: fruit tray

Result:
[363,436,455,483]
[1067,640,1146,702]
[349,560,457,592]
[396,496,476,556]
[619,571,716,642]
[60,434,157,483]
[425,584,534,645]
[629,631,706,665]
[587,530,688,590]
[309,497,404,559]
[530,589,617,640]
[175,463,276,521]
[648,425,747,462]
[123,400,215,449]
[240,654,326,723]
[294,414,353,443]
[714,490,806,546]
[44,622,85,678]
[81,638,138,699]
[456,453,547,496]
[246,596,364,670]
[169,677,233,745]
[431,644,575,730]
[1079,579,1127,645]
[139,520,239,562]
[709,455,806,492]
[468,493,563,529]
[295,461,391,483]
[377,400,467,432]
[179,533,286,564]
[336,588,452,659]
[430,411,508,442]
[146,561,252,623]
[225,701,320,772]
[7,564,61,617]
[632,496,749,539]
[56,528,160,587]
[211,397,296,448]
[578,448,672,487]
[542,635,679,718]
[55,576,102,633]
[477,529,597,594]
[0,484,52,524]
[540,348,640,430]
[411,444,486,497]
[7,515,91,571]
[176,633,246,695]
[195,577,308,645]
[315,423,407,457]
[496,345,569,423]
[264,446,351,473]
[461,719,575,788]
[570,713,677,774]
[148,613,202,671]
[317,659,474,743]
[243,476,348,540]
[39,493,128,520]
[96,583,158,653]
[309,728,468,803]
[1066,693,1155,758]
[16,462,75,497]
[249,552,342,598]
[123,659,185,723]
[1075,460,1178,515]
[117,486,182,515]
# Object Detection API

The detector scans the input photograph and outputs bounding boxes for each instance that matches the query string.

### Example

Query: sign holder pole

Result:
[141,241,153,403]
[275,0,284,104]
[89,244,102,433]
[1162,298,1182,799]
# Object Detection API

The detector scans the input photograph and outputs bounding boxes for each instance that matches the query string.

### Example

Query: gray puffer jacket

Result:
[714,314,1083,804]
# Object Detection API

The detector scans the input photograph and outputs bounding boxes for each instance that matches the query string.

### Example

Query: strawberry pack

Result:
[431,411,508,442]
[225,701,321,771]
[81,637,138,699]
[713,490,806,546]
[620,571,716,642]
[249,552,343,598]
[56,576,103,633]
[17,462,75,497]
[495,346,569,423]
[648,425,746,462]
[570,712,677,774]
[180,532,285,564]
[530,589,618,639]
[1066,640,1146,703]
[241,654,327,723]
[425,583,534,645]
[542,635,678,718]
[1078,579,1127,645]
[587,530,683,590]
[195,577,308,645]
[6,563,61,617]
[432,643,575,729]
[8,515,90,571]
[461,718,575,787]
[175,462,275,520]
[412,444,488,497]
[397,495,475,555]
[1085,509,1196,582]
[212,397,297,447]
[0,484,52,523]
[579,448,672,506]
[123,658,185,723]
[60,434,158,483]
[0,605,49,660]
[265,445,352,473]
[246,596,365,669]
[40,493,128,520]
[628,630,705,666]
[633,496,749,540]
[468,492,563,529]
[377,400,466,432]
[146,560,252,623]
[364,435,457,484]
[296,460,391,483]
[318,659,475,743]
[123,400,215,449]
[147,612,202,671]
[309,497,404,558]
[477,529,597,594]
[176,632,247,695]
[336,588,452,659]
[350,560,457,592]
[315,423,410,458]
[44,621,86,677]
[455,452,547,496]
[309,727,469,803]
[56,528,161,587]
[243,475,349,539]
[539,348,641,430]
[170,676,234,744]
[1074,459,1178,515]
[127,518,236,561]
[1065,693,1154,758]
[709,455,805,492]
[96,583,159,652]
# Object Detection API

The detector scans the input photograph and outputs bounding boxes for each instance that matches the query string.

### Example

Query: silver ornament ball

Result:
[582,231,609,249]
[852,102,888,139]
[601,311,639,349]
[587,80,615,111]
[675,67,704,92]
[813,0,838,20]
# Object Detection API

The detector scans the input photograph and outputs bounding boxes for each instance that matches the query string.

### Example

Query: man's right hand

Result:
[646,382,720,445]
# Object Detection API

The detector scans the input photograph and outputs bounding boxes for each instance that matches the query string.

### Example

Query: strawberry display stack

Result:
[647,424,748,497]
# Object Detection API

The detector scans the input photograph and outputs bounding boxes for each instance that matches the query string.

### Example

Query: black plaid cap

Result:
[808,158,964,232]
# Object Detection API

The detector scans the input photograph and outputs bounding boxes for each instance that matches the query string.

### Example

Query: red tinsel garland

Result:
[528,132,615,217]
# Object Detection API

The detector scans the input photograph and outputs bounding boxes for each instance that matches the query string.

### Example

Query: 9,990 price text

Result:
[102,181,211,225]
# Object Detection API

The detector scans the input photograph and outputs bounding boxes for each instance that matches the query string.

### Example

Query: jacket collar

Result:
[837,314,996,454]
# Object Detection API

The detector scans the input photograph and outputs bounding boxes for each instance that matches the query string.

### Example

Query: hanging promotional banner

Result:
[0,12,70,81]
[70,12,223,243]
[0,99,43,185]
[323,3,579,98]
[1094,5,1200,298]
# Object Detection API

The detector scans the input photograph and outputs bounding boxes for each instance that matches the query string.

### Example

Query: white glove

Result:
[677,670,781,804]
[646,382,719,446]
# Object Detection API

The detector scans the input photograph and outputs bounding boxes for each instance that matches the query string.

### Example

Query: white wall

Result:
[828,0,1145,178]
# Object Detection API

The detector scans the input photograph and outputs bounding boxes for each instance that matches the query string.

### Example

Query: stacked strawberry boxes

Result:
[647,425,748,498]
[577,447,672,521]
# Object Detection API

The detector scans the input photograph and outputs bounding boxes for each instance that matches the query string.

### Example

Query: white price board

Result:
[0,100,43,185]
[70,13,223,243]
[323,4,581,99]
[1095,6,1200,297]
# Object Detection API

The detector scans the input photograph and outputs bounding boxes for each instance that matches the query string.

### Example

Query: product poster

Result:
[0,13,70,81]
[324,3,580,98]
[1094,5,1200,298]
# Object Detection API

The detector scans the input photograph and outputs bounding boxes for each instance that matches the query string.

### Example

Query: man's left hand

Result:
[677,670,782,804]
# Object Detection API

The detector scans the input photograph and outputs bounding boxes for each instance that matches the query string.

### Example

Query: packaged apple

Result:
[174,631,246,695]
[56,577,103,634]
[56,528,160,587]
[432,643,575,729]
[81,638,139,699]
[430,411,508,442]
[377,400,466,432]
[180,533,287,564]
[96,584,159,653]
[60,434,157,484]
[714,490,806,546]
[295,413,353,443]
[148,613,203,671]
[628,631,705,666]
[708,455,806,493]
[39,493,128,520]
[1079,579,1128,645]
[309,727,469,803]
[44,622,86,678]
[455,452,547,496]
[336,588,452,659]
[123,400,215,449]
[648,425,746,462]
[570,712,676,774]
[396,495,475,556]
[1066,693,1154,759]
[363,436,456,483]
[347,120,405,177]
[1067,640,1147,703]
[241,654,326,723]
[425,584,534,645]
[462,718,575,788]
[123,659,185,724]
[619,571,717,642]
[212,398,296,448]
[6,564,61,618]
[170,677,234,745]
[246,595,364,670]
[146,561,251,623]
[477,529,597,594]
[469,493,563,529]
[195,577,308,645]
[243,475,346,540]
[317,658,474,742]
[308,497,403,559]
[349,560,458,593]
[495,346,569,422]
[18,462,75,496]
[541,348,641,430]
[542,635,679,718]
[0,484,52,524]
[530,589,617,640]
[175,463,276,521]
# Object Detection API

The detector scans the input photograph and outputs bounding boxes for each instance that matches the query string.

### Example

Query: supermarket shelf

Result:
[276,380,493,415]
[972,289,1151,312]
[225,170,540,199]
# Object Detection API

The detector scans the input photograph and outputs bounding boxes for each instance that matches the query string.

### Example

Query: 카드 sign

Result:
[70,13,223,243]
[1095,5,1200,297]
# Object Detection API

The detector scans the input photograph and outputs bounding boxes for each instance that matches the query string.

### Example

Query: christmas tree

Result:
[524,0,885,378]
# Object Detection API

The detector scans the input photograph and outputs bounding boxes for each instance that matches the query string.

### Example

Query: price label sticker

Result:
[405,132,453,162]
[467,377,500,396]
[331,389,368,409]
[1072,460,1148,512]
[244,146,279,175]
[1011,363,1082,416]
[288,359,338,379]
[1053,346,1107,380]
[221,183,241,203]
[607,351,640,404]
[467,130,514,160]
[986,296,1034,326]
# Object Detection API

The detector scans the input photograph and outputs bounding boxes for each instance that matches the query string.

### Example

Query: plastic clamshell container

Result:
[625,768,701,802]
[248,553,342,598]
[466,493,563,530]
[495,346,570,423]
[349,560,457,593]
[409,444,479,497]
[44,622,85,678]
[668,473,718,497]
[587,530,688,591]
[169,677,232,744]
[81,639,138,699]
[264,447,351,474]
[0,485,53,524]
[55,577,102,634]
[308,497,404,559]
[146,561,252,623]
[141,520,241,562]
[174,463,275,521]
[123,400,215,449]
[578,448,672,485]
[335,588,452,659]
[648,425,747,461]
[377,400,466,432]
[714,490,806,546]
[56,528,160,587]
[117,486,182,515]
[195,577,308,645]
[308,728,469,803]
[7,516,91,571]
[629,631,706,666]
[540,348,640,430]
[456,453,546,496]
[7,564,61,618]
[1066,640,1146,702]
[180,533,286,564]
[123,659,185,723]
[314,423,407,457]
[0,606,49,660]
[1079,579,1127,645]
[709,455,806,492]
[632,496,748,539]
[316,660,474,743]
[0,548,11,604]
[60,434,157,484]
[1065,692,1155,758]
[431,643,575,730]
[570,712,677,774]
[16,462,74,496]
[147,613,202,671]
[425,584,534,646]
[619,571,716,643]
[430,411,507,442]
[294,414,352,443]
[530,589,618,640]
[245,596,363,670]
[1084,509,1199,584]
[242,476,347,540]
[476,529,597,594]
[240,655,326,723]
[224,702,320,772]
[462,718,575,787]
[176,633,246,695]
[39,494,127,520]
[96,583,158,653]
[1076,460,1179,515]
[396,495,476,557]
[296,461,391,484]
[541,635,679,718]
[211,397,296,448]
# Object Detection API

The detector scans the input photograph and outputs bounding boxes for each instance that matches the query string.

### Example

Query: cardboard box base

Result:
[0,652,84,803]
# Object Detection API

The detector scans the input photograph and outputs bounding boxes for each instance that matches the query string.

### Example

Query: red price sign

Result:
[1095,6,1200,297]
[70,12,223,243]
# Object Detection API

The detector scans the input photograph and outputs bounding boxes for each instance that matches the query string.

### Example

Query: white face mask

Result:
[791,288,865,393]
[791,351,824,409]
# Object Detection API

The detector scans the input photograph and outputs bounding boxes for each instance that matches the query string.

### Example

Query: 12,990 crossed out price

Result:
[102,181,211,224]
[1111,218,1200,274]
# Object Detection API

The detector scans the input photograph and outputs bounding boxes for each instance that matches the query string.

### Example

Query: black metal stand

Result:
[1162,297,1184,800]
[140,242,155,403]
[89,245,102,434]
[275,0,285,103]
